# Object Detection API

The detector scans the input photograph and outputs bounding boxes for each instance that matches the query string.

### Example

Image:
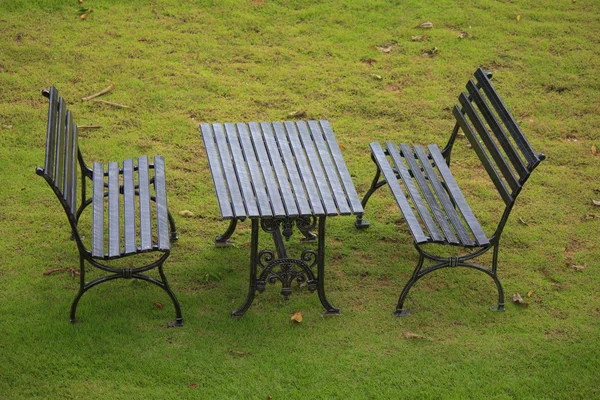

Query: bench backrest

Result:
[37,86,80,223]
[452,68,545,208]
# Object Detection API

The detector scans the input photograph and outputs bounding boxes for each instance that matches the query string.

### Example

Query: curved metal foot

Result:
[490,303,506,312]
[168,318,184,327]
[394,309,410,317]
[354,217,370,229]
[216,219,238,247]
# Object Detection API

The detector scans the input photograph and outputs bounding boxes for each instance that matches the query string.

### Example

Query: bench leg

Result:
[232,219,259,317]
[316,216,340,315]
[355,166,386,229]
[216,219,237,247]
[168,210,178,242]
[394,244,506,316]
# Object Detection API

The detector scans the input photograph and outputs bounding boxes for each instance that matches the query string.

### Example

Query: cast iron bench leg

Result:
[216,219,237,247]
[232,219,258,317]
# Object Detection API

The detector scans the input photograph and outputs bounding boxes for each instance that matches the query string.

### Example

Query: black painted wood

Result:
[474,68,538,167]
[200,123,234,219]
[123,158,137,255]
[237,122,273,217]
[453,104,513,206]
[44,87,58,178]
[273,122,312,216]
[92,162,105,257]
[320,120,364,215]
[154,156,170,251]
[285,121,325,215]
[370,142,428,243]
[138,156,152,251]
[248,122,287,217]
[429,145,489,246]
[224,123,260,218]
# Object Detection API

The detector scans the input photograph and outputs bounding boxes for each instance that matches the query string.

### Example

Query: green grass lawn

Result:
[1,0,599,398]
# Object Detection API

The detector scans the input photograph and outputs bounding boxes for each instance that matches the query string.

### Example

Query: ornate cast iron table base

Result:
[223,216,339,317]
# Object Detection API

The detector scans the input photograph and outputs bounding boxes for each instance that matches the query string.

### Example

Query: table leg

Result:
[216,219,237,247]
[231,219,258,317]
[316,216,340,315]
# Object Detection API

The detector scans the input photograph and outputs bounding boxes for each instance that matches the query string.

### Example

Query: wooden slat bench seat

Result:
[356,68,545,316]
[36,86,182,326]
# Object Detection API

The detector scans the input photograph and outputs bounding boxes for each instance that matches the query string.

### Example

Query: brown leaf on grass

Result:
[402,332,428,339]
[372,45,393,53]
[188,383,198,388]
[44,268,67,275]
[291,312,303,323]
[422,47,438,56]
[226,349,252,356]
[80,13,88,19]
[411,34,427,41]
[552,283,567,289]
[370,73,383,80]
[516,15,521,22]
[179,210,195,217]
[340,144,347,150]
[512,293,529,307]
[527,290,534,297]
[571,265,586,271]
[592,200,600,206]
[591,144,597,155]
[414,21,433,29]
[153,302,164,309]
[584,214,599,220]
[363,59,377,66]
[287,110,306,118]
[518,217,529,226]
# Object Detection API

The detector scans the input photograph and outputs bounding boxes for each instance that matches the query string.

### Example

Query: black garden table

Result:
[200,120,363,316]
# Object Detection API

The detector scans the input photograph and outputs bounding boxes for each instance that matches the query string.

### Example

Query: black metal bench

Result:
[356,68,545,315]
[36,86,183,326]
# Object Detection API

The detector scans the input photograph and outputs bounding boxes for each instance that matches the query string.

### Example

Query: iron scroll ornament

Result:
[256,249,319,299]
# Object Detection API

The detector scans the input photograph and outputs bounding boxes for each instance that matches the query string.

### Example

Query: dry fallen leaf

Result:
[179,210,194,217]
[402,332,428,339]
[518,217,529,226]
[287,110,307,118]
[516,15,521,22]
[188,384,198,389]
[422,47,438,56]
[592,144,597,155]
[527,290,534,297]
[592,200,600,206]
[512,293,529,307]
[571,265,586,271]
[370,73,383,80]
[415,21,433,29]
[153,301,164,309]
[458,32,469,39]
[80,13,88,19]
[291,312,303,323]
[373,45,393,53]
[411,34,428,41]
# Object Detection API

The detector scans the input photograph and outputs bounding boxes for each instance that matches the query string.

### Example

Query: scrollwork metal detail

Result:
[255,249,318,299]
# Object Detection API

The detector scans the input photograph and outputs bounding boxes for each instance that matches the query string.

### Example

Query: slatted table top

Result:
[201,120,363,220]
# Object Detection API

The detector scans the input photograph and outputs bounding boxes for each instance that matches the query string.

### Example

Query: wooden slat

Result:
[92,162,105,257]
[44,86,58,178]
[213,123,247,218]
[68,119,78,216]
[54,97,67,191]
[260,122,299,217]
[308,121,351,215]
[123,158,137,254]
[107,162,120,257]
[387,143,443,242]
[319,120,363,214]
[398,143,457,244]
[413,146,472,245]
[459,93,520,192]
[371,142,428,243]
[273,122,312,216]
[428,144,489,246]
[296,121,338,216]
[200,123,234,219]
[224,123,260,217]
[63,110,74,206]
[284,121,325,216]
[453,105,513,206]
[248,122,287,217]
[237,123,273,217]
[153,156,170,251]
[138,156,152,251]
[474,68,538,166]
[466,80,528,178]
